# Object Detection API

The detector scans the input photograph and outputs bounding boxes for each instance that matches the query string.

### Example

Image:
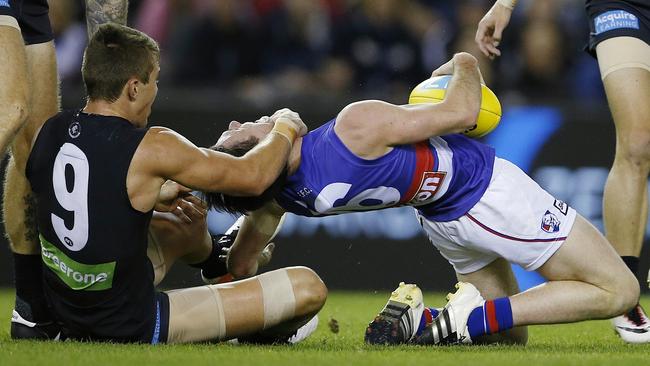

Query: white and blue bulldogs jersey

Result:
[276,119,496,222]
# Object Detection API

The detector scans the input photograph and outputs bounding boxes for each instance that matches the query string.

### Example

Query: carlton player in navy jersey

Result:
[25,23,325,344]
[6,0,137,341]
[204,52,639,346]
[476,0,650,344]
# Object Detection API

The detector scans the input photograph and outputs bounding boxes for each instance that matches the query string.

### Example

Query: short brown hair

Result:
[82,23,160,102]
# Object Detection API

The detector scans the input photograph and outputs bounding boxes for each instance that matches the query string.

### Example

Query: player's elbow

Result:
[228,258,258,279]
[230,266,255,280]
[458,105,480,131]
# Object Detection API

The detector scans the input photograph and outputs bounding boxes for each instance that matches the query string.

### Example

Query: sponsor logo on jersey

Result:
[541,210,561,233]
[409,171,446,205]
[553,199,568,215]
[594,10,639,35]
[68,122,81,138]
[40,235,115,291]
[0,1,10,7]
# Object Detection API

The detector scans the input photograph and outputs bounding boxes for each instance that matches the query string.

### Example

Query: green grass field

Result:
[1,289,649,366]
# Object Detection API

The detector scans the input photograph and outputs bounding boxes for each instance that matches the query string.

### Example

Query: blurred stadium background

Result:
[1,0,649,293]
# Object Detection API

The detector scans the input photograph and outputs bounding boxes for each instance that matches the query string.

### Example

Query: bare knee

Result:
[596,266,640,318]
[608,270,640,317]
[288,266,328,316]
[0,98,29,140]
[616,128,650,171]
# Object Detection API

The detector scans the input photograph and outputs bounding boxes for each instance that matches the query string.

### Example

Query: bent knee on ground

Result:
[602,269,639,317]
[286,266,328,316]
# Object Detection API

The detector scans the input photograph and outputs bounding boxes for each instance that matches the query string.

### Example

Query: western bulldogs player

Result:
[476,0,650,344]
[204,52,639,345]
[26,23,325,343]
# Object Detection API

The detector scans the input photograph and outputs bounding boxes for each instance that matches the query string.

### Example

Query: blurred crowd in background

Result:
[51,0,605,105]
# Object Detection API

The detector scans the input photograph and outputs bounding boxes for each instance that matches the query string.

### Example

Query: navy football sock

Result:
[13,253,52,322]
[621,256,639,276]
[466,298,513,339]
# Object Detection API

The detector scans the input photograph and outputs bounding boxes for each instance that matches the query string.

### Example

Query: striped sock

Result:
[416,307,439,336]
[466,298,513,339]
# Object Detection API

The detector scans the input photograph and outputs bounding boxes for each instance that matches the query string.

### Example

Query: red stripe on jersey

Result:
[401,142,435,203]
[486,300,499,333]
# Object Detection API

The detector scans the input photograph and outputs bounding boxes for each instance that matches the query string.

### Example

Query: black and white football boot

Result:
[364,282,424,345]
[413,282,484,345]
[611,304,650,344]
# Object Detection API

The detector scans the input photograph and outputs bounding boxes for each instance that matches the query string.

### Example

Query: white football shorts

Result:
[418,158,577,275]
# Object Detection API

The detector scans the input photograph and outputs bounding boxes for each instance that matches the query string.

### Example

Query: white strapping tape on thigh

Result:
[207,286,227,340]
[259,269,295,329]
[597,37,650,79]
[0,15,19,30]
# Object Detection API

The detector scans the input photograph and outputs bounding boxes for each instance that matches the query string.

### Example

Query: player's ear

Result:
[126,78,139,101]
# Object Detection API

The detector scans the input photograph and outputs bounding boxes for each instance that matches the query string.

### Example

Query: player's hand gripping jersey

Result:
[275,119,495,221]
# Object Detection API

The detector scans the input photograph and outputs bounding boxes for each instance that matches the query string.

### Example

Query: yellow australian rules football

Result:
[408,75,502,138]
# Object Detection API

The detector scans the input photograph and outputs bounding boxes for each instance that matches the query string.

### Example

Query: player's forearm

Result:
[235,132,293,196]
[85,0,129,37]
[440,57,482,131]
[228,228,270,279]
[228,206,283,278]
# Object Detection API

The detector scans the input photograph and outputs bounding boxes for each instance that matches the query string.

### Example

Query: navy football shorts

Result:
[0,0,53,45]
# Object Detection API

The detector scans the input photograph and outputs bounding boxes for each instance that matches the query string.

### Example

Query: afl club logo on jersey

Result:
[68,122,81,138]
[541,210,560,233]
[409,171,446,204]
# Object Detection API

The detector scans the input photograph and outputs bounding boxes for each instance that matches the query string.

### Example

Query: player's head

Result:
[82,23,160,126]
[216,120,275,150]
[203,125,287,215]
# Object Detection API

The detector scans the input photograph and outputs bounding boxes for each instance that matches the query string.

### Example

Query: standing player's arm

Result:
[147,126,295,196]
[335,52,481,151]
[227,202,286,279]
[475,0,517,59]
[85,0,129,37]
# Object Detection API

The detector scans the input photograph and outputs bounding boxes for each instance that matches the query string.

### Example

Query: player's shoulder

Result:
[137,126,199,165]
[142,126,187,145]
[336,100,385,126]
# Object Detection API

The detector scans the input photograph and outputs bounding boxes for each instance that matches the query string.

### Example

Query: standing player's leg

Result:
[597,36,650,341]
[0,15,29,153]
[6,38,59,339]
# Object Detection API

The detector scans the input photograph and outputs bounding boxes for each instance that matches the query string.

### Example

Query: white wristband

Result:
[496,0,517,10]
